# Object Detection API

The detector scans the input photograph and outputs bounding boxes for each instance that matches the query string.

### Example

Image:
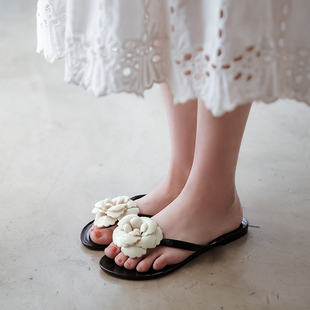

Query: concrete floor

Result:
[1,1,310,309]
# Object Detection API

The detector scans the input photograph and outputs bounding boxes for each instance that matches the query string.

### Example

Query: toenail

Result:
[107,245,117,252]
[117,258,122,263]
[125,261,130,267]
[94,231,101,238]
[137,266,142,272]
[90,228,94,232]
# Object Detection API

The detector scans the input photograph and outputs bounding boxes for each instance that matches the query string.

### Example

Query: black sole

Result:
[99,217,249,280]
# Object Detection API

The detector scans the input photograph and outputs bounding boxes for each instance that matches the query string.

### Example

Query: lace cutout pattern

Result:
[62,0,170,96]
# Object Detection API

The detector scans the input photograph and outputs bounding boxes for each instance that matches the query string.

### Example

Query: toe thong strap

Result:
[160,239,210,252]
[160,221,247,252]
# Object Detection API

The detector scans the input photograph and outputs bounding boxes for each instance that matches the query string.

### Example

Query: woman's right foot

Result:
[89,171,190,245]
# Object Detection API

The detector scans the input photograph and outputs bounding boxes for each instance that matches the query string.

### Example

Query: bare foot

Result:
[89,173,188,245]
[105,186,243,272]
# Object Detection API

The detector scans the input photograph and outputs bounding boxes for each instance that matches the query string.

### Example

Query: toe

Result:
[124,257,142,270]
[152,248,194,270]
[115,252,128,267]
[136,251,161,272]
[90,226,115,245]
[105,242,121,258]
[153,254,168,270]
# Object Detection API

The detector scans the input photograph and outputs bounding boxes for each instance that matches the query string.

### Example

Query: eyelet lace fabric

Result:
[37,0,310,116]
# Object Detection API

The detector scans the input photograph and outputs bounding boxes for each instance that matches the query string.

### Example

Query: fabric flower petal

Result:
[129,228,140,237]
[140,218,157,235]
[94,214,117,227]
[130,216,143,229]
[112,196,129,205]
[106,209,125,219]
[118,207,139,220]
[113,227,140,247]
[91,196,140,227]
[136,234,157,249]
[123,223,132,233]
[121,246,146,258]
[108,203,127,212]
[118,214,136,228]
[94,199,113,211]
[126,199,137,209]
[112,215,163,258]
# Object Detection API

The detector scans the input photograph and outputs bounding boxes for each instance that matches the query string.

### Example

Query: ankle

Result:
[165,168,190,198]
[212,189,243,224]
[182,181,242,219]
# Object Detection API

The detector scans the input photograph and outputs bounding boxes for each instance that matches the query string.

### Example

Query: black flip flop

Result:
[80,194,147,251]
[99,217,249,280]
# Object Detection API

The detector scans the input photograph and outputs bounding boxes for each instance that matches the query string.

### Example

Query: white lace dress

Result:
[37,0,310,116]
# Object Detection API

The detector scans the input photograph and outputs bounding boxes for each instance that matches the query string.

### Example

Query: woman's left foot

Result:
[105,186,243,272]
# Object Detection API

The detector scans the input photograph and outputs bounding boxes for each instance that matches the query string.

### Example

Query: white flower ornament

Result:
[92,196,139,227]
[113,214,163,258]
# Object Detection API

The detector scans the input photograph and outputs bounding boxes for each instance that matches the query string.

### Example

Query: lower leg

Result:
[107,101,252,271]
[183,99,252,220]
[90,84,197,244]
[135,83,197,214]
[153,100,252,245]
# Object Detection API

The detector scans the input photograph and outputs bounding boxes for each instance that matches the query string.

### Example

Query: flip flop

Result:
[99,217,248,280]
[80,194,147,251]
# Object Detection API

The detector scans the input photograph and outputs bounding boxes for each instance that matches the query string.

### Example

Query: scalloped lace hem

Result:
[37,0,310,116]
